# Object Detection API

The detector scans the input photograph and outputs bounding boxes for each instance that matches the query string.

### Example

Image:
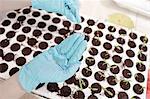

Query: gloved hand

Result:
[19,33,87,92]
[32,0,81,23]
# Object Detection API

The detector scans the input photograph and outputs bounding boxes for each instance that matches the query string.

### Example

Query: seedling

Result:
[102,86,113,97]
[112,76,119,82]
[143,36,148,44]
[122,80,131,85]
[114,45,122,50]
[109,65,118,69]
[97,71,106,78]
[86,57,95,62]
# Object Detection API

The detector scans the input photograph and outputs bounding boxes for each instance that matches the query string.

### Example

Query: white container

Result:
[113,0,150,17]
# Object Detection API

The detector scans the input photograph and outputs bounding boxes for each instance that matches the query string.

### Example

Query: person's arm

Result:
[0,72,26,99]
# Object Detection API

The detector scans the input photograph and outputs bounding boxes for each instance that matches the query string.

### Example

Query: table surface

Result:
[0,0,150,99]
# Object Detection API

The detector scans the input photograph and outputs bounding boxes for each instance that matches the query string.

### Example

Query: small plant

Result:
[79,79,86,90]
[98,71,105,78]
[85,67,92,73]
[86,57,95,62]
[109,65,118,69]
[115,45,121,50]
[102,87,113,97]
[143,36,148,44]
[122,80,130,85]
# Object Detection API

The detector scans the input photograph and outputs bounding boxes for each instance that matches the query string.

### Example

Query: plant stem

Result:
[101,87,113,96]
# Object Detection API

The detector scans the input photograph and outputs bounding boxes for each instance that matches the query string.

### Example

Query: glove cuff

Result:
[18,66,40,92]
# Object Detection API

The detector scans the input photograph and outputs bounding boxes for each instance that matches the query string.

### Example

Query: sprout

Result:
[131,97,136,99]
[112,77,118,82]
[122,80,130,85]
[136,62,144,68]
[108,34,112,37]
[93,36,100,40]
[141,45,145,49]
[88,48,93,53]
[86,57,95,62]
[127,72,131,76]
[134,74,138,78]
[98,71,105,78]
[79,79,86,90]
[138,51,143,57]
[120,38,124,42]
[85,67,92,73]
[103,60,110,67]
[143,36,148,44]
[139,86,145,91]
[104,53,109,57]
[89,87,99,91]
[120,33,126,36]
[101,87,113,96]
[131,32,134,37]
[115,45,121,50]
[110,65,118,69]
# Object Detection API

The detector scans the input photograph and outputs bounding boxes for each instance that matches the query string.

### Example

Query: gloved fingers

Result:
[66,0,81,23]
[74,11,81,23]
[56,33,83,54]
[32,0,80,23]
[66,34,85,59]
[19,63,41,92]
[65,62,80,77]
[67,7,81,23]
[64,7,79,23]
[65,0,79,14]
[68,40,87,64]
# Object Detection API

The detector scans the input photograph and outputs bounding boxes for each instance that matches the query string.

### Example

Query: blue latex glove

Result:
[19,33,87,92]
[32,0,81,23]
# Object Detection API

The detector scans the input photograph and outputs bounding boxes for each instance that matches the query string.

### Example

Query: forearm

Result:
[0,72,26,99]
